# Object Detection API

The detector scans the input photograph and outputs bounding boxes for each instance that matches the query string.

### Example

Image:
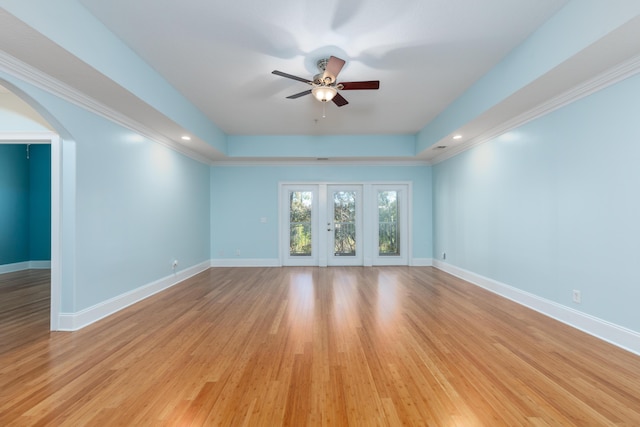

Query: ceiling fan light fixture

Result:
[312,86,337,103]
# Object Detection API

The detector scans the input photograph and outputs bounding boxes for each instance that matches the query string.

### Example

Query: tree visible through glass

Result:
[289,191,312,256]
[378,191,400,256]
[333,191,356,256]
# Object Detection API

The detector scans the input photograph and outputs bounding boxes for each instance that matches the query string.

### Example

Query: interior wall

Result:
[0,145,29,265]
[432,71,640,334]
[28,144,51,261]
[210,164,432,262]
[1,73,211,314]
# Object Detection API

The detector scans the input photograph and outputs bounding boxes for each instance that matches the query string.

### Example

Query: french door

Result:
[280,183,409,266]
[327,185,363,266]
[281,185,319,266]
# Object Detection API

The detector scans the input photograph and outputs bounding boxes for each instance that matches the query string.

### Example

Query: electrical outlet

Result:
[442,252,446,260]
[236,249,241,256]
[572,289,581,304]
[172,259,178,269]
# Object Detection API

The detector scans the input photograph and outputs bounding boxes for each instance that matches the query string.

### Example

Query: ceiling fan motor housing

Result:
[316,58,329,72]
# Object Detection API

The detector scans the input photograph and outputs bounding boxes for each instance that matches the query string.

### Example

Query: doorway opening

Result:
[0,134,61,331]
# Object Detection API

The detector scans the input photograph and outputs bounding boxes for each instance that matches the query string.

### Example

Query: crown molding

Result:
[430,53,640,165]
[210,158,430,167]
[0,50,212,164]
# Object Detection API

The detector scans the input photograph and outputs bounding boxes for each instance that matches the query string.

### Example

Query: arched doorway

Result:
[0,84,64,331]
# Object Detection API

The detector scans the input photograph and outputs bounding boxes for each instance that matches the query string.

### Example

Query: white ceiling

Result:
[77,0,570,136]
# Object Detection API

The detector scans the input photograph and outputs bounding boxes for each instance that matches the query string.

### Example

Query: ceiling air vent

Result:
[435,145,447,149]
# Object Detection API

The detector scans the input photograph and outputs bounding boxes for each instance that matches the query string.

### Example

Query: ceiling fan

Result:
[272,56,380,107]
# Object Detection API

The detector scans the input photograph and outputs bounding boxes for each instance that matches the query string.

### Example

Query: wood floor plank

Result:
[1,267,640,425]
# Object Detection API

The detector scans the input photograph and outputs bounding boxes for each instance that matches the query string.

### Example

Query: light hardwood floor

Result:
[1,267,639,426]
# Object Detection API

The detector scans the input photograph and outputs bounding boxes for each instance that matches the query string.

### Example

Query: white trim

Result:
[0,260,52,274]
[280,184,320,267]
[211,159,430,166]
[430,53,640,164]
[0,261,30,274]
[29,260,51,269]
[372,184,409,266]
[411,258,433,267]
[433,260,640,356]
[57,261,211,331]
[210,258,280,268]
[0,132,61,331]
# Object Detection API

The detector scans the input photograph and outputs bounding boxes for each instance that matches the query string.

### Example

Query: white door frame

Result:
[279,181,412,267]
[371,184,409,266]
[279,184,320,266]
[0,132,61,331]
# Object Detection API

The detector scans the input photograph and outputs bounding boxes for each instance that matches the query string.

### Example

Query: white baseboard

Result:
[29,260,51,269]
[0,260,52,274]
[0,261,29,274]
[57,260,211,331]
[210,258,280,267]
[209,258,432,267]
[411,258,433,267]
[433,260,640,356]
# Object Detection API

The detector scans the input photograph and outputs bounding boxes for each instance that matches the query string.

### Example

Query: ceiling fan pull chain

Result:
[322,102,326,118]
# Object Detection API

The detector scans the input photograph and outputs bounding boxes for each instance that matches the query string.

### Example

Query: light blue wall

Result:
[73,118,211,309]
[210,164,432,260]
[0,145,30,265]
[228,135,417,158]
[1,73,211,312]
[432,72,640,332]
[29,144,51,261]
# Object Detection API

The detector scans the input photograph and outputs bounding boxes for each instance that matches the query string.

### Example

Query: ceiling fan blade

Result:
[272,70,312,84]
[322,56,346,83]
[286,89,312,99]
[332,93,349,107]
[339,80,380,90]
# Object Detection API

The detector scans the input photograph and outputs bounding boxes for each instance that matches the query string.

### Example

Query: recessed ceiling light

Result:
[453,135,462,140]
[181,135,191,141]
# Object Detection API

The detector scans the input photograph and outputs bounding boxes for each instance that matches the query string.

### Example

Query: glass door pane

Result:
[378,190,400,256]
[328,185,362,266]
[289,191,313,256]
[333,191,356,256]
